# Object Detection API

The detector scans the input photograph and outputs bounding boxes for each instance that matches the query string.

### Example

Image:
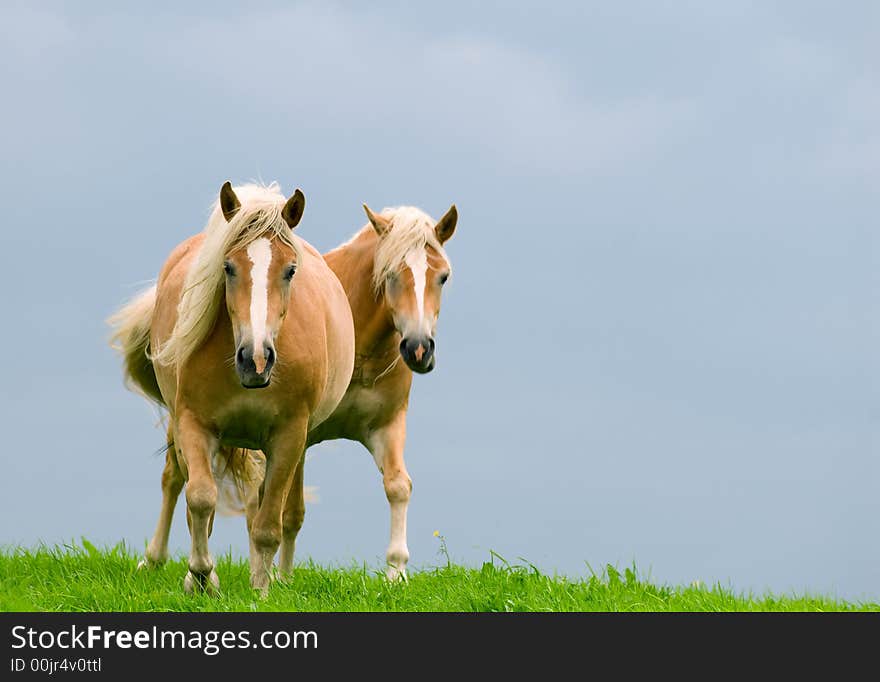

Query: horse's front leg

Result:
[249,417,308,596]
[367,411,411,581]
[278,455,305,578]
[175,410,220,595]
[139,425,184,569]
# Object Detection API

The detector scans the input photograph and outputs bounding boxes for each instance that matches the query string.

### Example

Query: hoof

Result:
[183,569,220,596]
[250,568,276,597]
[137,557,165,571]
[386,565,408,583]
[250,580,271,599]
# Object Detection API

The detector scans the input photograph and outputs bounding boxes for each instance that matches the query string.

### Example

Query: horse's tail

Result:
[108,284,164,407]
[213,448,266,516]
[212,447,317,516]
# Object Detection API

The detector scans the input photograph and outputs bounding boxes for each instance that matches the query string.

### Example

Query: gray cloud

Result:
[0,1,876,600]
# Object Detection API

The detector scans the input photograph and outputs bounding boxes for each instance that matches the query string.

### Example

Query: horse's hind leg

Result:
[139,425,184,569]
[278,455,305,578]
[176,411,220,595]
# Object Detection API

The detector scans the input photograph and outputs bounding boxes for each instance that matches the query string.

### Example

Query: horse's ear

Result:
[434,204,458,244]
[363,204,392,236]
[282,189,306,229]
[219,182,241,223]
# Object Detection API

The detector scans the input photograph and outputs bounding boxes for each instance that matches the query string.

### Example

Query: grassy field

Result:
[1,542,874,612]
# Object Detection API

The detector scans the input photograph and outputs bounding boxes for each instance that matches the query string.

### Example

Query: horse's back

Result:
[151,233,205,408]
[152,233,204,330]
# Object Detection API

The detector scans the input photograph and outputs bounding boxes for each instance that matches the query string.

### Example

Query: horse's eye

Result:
[439,272,449,285]
[284,265,297,280]
[223,261,234,276]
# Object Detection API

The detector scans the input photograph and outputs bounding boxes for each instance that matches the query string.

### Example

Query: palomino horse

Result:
[110,183,354,594]
[302,203,457,579]
[115,201,456,581]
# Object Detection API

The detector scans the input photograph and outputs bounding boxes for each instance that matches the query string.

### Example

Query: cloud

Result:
[11,3,874,185]
[0,5,73,61]
[83,4,697,175]
[819,77,880,179]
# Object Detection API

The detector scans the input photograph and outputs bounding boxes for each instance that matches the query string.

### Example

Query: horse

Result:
[113,200,457,581]
[300,203,458,579]
[109,182,355,594]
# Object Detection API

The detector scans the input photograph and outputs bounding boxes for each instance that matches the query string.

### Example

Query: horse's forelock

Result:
[371,206,449,292]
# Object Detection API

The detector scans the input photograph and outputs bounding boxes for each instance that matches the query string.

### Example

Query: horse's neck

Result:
[324,228,398,363]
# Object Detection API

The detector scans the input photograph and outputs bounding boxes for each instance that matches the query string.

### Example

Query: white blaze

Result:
[404,248,428,333]
[247,238,272,371]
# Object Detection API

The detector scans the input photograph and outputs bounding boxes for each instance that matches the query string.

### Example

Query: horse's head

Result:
[219,182,304,389]
[364,203,457,374]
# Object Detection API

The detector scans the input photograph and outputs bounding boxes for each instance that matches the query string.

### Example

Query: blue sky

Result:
[1,2,877,599]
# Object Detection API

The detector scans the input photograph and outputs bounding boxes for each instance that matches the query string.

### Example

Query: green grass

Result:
[0,541,874,612]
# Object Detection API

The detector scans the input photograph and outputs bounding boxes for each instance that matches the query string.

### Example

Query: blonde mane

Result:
[371,206,449,292]
[153,182,301,368]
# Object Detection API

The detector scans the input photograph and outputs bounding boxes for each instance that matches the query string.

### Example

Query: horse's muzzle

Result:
[400,336,435,374]
[235,343,275,388]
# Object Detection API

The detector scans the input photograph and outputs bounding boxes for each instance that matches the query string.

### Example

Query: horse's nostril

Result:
[236,347,246,365]
[427,337,435,352]
[265,347,275,367]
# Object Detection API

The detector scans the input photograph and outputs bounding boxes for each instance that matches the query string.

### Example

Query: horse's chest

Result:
[344,385,389,422]
[310,384,392,443]
[212,402,279,450]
